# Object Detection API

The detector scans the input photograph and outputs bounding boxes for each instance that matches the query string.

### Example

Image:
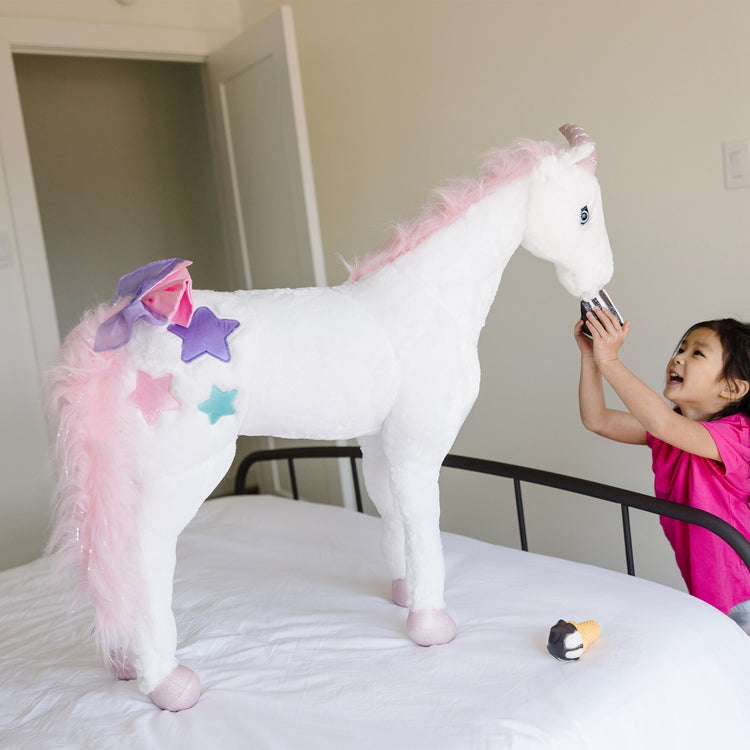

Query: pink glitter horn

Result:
[559,123,598,174]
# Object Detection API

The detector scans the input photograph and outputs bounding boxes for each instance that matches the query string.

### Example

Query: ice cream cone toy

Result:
[547,619,601,661]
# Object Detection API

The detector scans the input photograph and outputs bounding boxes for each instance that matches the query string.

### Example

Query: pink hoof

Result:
[407,609,457,646]
[110,651,136,681]
[149,666,201,712]
[392,578,407,607]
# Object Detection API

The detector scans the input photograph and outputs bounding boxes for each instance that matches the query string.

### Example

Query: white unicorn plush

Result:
[47,124,615,711]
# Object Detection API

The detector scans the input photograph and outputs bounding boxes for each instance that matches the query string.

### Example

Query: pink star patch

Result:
[128,371,180,425]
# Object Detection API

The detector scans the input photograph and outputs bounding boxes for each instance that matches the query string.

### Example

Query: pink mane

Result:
[46,304,143,672]
[348,138,559,281]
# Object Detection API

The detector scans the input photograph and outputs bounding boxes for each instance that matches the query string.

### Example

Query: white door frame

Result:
[0,18,227,371]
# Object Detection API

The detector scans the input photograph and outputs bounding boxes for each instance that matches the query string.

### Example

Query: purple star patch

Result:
[168,306,240,363]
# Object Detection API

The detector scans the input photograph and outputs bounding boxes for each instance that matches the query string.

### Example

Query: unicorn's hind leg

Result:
[131,447,235,710]
[134,522,200,711]
[358,433,407,606]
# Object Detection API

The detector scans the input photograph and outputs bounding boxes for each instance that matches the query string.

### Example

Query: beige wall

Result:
[0,0,240,40]
[236,0,750,589]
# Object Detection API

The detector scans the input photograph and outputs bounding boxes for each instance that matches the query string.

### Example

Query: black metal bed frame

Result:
[234,445,750,577]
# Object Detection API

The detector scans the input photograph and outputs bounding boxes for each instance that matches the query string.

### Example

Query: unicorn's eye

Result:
[580,206,590,225]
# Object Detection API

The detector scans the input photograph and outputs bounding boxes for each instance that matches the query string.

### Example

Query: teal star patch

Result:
[198,386,238,425]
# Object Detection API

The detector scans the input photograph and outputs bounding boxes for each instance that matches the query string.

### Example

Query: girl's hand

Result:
[573,318,595,358]
[585,307,630,365]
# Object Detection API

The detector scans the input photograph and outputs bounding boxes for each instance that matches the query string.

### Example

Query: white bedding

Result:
[2,495,750,749]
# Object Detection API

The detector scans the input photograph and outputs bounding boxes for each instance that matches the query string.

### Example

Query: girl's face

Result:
[664,327,728,420]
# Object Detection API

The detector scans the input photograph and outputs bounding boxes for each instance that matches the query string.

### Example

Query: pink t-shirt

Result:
[647,413,750,613]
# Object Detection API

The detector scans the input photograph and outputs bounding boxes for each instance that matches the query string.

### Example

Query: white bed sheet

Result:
[2,495,750,749]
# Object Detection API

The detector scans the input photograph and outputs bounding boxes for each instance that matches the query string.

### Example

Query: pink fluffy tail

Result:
[46,306,143,672]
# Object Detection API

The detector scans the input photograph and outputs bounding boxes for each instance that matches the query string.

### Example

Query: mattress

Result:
[2,495,750,749]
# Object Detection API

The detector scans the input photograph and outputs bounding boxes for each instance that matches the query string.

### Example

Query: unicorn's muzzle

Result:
[580,289,623,339]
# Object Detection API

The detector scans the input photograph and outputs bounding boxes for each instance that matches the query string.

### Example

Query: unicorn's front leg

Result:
[390,459,457,647]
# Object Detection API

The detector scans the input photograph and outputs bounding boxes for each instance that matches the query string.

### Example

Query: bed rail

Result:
[233,446,750,576]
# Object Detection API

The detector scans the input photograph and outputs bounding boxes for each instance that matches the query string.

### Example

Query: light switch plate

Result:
[0,230,13,268]
[723,139,750,189]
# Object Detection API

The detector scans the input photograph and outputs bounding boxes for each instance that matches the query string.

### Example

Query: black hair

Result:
[676,318,750,422]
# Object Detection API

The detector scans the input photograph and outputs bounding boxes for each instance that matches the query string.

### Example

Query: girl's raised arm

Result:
[585,308,722,462]
[574,318,647,444]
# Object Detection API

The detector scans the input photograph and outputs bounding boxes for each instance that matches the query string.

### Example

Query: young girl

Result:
[574,308,750,634]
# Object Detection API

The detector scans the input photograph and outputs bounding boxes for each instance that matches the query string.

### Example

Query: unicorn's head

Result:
[522,124,613,300]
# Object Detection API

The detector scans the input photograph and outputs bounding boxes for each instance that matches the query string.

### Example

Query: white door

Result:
[205,6,326,292]
[205,9,355,507]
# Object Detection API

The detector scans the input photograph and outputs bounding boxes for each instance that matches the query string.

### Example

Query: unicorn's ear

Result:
[557,142,597,172]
